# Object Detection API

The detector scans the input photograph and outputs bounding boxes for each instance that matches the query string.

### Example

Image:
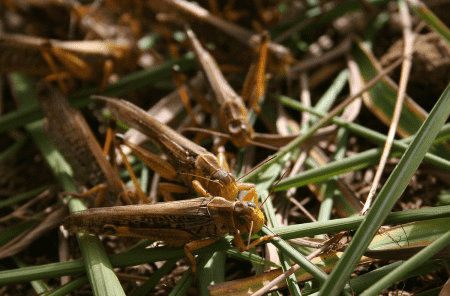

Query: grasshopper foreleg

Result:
[233,230,276,252]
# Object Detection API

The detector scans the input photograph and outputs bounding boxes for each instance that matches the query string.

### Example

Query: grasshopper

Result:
[0,33,140,95]
[181,27,335,150]
[70,1,142,41]
[62,188,275,281]
[2,0,71,39]
[182,25,261,149]
[94,96,255,202]
[36,82,148,207]
[146,0,294,73]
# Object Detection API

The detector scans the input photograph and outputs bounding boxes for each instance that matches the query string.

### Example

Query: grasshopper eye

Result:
[228,121,242,134]
[238,215,247,226]
[248,202,257,209]
[211,170,234,184]
[102,224,117,235]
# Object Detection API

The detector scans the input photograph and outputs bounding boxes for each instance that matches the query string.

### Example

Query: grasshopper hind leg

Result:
[184,238,219,284]
[62,184,108,208]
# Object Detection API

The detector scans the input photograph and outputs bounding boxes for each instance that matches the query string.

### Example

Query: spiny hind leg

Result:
[172,66,199,126]
[158,182,190,201]
[241,32,270,113]
[99,60,113,94]
[40,45,74,96]
[62,184,108,207]
[117,137,179,182]
[184,238,218,283]
[114,135,150,203]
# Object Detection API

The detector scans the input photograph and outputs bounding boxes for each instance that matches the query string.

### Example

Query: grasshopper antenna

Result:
[236,155,277,183]
[248,220,254,247]
[183,127,279,150]
[179,172,221,186]
[260,168,290,209]
[183,127,233,141]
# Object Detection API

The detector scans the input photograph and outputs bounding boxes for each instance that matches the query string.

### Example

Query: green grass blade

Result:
[12,256,50,295]
[408,0,450,44]
[361,227,450,295]
[0,136,27,164]
[130,259,178,296]
[3,204,450,286]
[0,220,38,248]
[318,82,450,295]
[168,267,193,296]
[277,94,450,171]
[0,185,47,209]
[10,73,126,296]
[47,276,89,296]
[0,54,196,134]
[274,147,401,191]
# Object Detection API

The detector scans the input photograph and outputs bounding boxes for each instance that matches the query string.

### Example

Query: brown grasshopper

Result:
[2,0,72,39]
[181,25,263,149]
[36,82,148,207]
[70,1,142,41]
[180,27,335,150]
[0,33,140,95]
[146,0,294,74]
[62,188,275,282]
[93,96,255,202]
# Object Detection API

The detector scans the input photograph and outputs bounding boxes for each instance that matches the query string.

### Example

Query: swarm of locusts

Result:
[0,0,352,295]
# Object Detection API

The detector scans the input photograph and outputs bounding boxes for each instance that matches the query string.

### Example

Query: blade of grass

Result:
[307,259,448,296]
[318,82,450,295]
[361,227,450,295]
[0,186,47,209]
[0,136,27,164]
[168,266,193,296]
[198,252,226,296]
[10,73,126,296]
[12,256,50,295]
[408,0,450,44]
[241,57,403,184]
[270,0,393,44]
[259,155,302,296]
[0,54,196,134]
[226,249,281,268]
[0,220,38,248]
[46,276,89,296]
[130,259,178,296]
[3,205,450,285]
[274,147,402,191]
[277,94,450,171]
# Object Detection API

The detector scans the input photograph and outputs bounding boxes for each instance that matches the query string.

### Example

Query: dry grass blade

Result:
[0,205,68,260]
[362,2,416,214]
[250,233,344,296]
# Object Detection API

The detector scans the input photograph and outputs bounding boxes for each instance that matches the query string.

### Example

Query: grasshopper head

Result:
[197,154,238,200]
[228,120,254,148]
[210,170,238,200]
[233,201,265,235]
[220,101,254,148]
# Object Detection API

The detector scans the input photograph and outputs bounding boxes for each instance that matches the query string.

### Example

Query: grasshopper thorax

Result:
[228,120,254,147]
[196,154,238,200]
[219,101,254,148]
[233,201,265,235]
